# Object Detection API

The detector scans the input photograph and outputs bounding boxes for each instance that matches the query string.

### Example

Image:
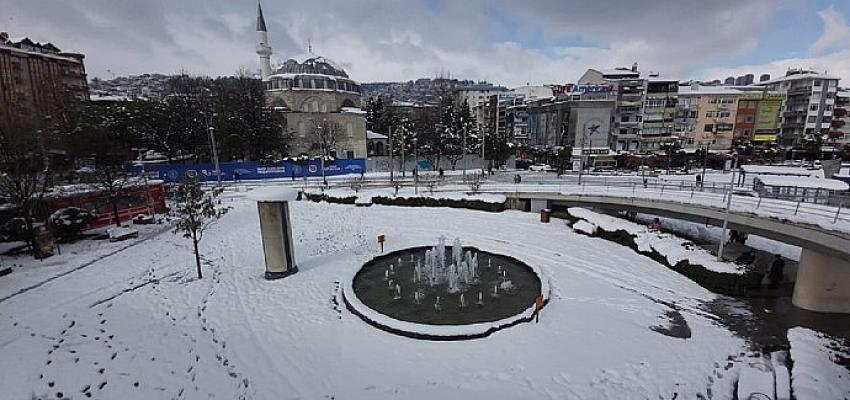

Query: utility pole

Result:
[717,153,738,261]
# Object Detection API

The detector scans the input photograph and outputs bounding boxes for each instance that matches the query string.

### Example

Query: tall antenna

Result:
[307,39,313,54]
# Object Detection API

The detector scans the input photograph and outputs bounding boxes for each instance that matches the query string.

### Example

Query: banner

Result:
[130,159,366,183]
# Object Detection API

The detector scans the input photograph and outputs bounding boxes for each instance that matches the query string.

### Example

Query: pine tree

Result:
[172,178,230,279]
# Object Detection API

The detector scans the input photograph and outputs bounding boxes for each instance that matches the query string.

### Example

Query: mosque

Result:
[255,2,367,159]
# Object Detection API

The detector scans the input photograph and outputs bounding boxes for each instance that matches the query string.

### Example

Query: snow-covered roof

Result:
[742,165,823,178]
[90,94,130,102]
[366,130,388,140]
[249,186,298,202]
[755,176,848,191]
[274,54,349,78]
[340,107,366,115]
[753,72,841,86]
[677,86,741,95]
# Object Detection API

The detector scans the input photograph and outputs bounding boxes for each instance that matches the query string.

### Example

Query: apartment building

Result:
[0,32,89,130]
[640,78,678,151]
[754,69,840,147]
[676,85,740,151]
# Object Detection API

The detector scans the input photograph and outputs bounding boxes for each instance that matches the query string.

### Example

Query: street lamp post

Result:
[462,124,468,181]
[578,122,589,185]
[388,126,394,183]
[414,138,419,194]
[207,118,222,187]
[717,152,738,261]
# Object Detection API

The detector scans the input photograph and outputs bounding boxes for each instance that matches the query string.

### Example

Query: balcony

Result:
[832,120,846,128]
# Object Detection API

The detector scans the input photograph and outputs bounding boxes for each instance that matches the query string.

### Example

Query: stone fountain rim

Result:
[343,244,551,341]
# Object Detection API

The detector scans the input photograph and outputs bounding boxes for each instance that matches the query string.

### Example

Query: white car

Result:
[529,164,552,172]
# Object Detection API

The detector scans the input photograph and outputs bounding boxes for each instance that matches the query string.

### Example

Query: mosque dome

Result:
[273,54,348,78]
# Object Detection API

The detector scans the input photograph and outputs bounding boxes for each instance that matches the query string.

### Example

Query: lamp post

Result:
[413,137,419,194]
[388,125,394,183]
[462,124,468,181]
[207,117,222,187]
[717,152,738,261]
[202,88,222,186]
[578,121,590,185]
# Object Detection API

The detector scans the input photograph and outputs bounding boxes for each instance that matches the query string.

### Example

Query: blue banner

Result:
[130,159,366,183]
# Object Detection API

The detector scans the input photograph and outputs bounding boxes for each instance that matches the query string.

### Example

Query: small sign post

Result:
[534,294,544,323]
[377,234,386,253]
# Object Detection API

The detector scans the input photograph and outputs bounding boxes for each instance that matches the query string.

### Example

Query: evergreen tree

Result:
[173,178,229,279]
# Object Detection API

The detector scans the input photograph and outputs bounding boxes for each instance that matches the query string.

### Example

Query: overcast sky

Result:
[4,0,850,87]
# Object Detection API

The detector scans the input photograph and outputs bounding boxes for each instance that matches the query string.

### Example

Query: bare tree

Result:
[309,119,341,186]
[0,122,52,257]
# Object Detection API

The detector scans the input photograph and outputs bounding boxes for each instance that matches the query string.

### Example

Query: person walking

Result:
[695,173,702,189]
[769,254,785,289]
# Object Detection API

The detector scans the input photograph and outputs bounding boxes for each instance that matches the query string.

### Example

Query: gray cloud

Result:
[1,0,838,87]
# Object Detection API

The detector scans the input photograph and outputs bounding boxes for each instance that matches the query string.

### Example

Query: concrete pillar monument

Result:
[251,187,299,280]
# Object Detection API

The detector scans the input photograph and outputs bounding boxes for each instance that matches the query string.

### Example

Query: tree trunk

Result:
[193,235,203,279]
[111,196,122,227]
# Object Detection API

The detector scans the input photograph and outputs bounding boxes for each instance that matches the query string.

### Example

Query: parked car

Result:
[529,164,553,172]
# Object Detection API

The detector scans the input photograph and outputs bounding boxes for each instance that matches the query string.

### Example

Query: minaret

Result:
[256,1,273,80]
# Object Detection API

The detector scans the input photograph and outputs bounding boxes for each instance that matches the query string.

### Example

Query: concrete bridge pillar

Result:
[792,248,850,313]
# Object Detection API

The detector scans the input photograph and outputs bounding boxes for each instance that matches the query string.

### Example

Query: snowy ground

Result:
[0,191,842,399]
[788,327,850,399]
[568,207,745,274]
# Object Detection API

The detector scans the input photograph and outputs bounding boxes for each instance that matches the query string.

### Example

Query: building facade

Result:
[676,85,740,151]
[0,32,89,130]
[255,4,367,159]
[832,90,850,146]
[733,90,783,148]
[640,79,678,151]
[754,69,840,148]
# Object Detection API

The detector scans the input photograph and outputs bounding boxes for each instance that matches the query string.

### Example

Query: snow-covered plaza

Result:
[1,188,848,399]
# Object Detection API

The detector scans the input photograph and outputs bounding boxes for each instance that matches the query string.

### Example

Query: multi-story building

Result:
[732,89,784,148]
[527,93,614,151]
[456,83,508,128]
[608,77,645,152]
[256,3,366,158]
[676,85,740,151]
[0,32,89,130]
[753,69,840,148]
[640,78,678,151]
[831,90,850,146]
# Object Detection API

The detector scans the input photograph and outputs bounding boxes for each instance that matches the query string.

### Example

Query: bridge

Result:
[499,181,850,314]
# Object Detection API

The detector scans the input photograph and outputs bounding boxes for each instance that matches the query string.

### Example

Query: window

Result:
[346,123,354,138]
[807,116,816,123]
[706,111,715,118]
[621,115,630,122]
[745,116,753,122]
[810,104,819,111]
[814,79,822,86]
[302,103,309,112]
[704,124,714,132]
[346,150,355,159]
[688,111,697,119]
[298,121,306,137]
[718,111,731,118]
[720,98,735,104]
[312,101,319,112]
[320,104,327,113]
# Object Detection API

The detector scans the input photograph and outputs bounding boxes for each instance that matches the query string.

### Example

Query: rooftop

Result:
[677,86,741,96]
[753,71,841,86]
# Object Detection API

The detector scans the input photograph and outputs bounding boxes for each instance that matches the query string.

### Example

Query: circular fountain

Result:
[345,236,547,340]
